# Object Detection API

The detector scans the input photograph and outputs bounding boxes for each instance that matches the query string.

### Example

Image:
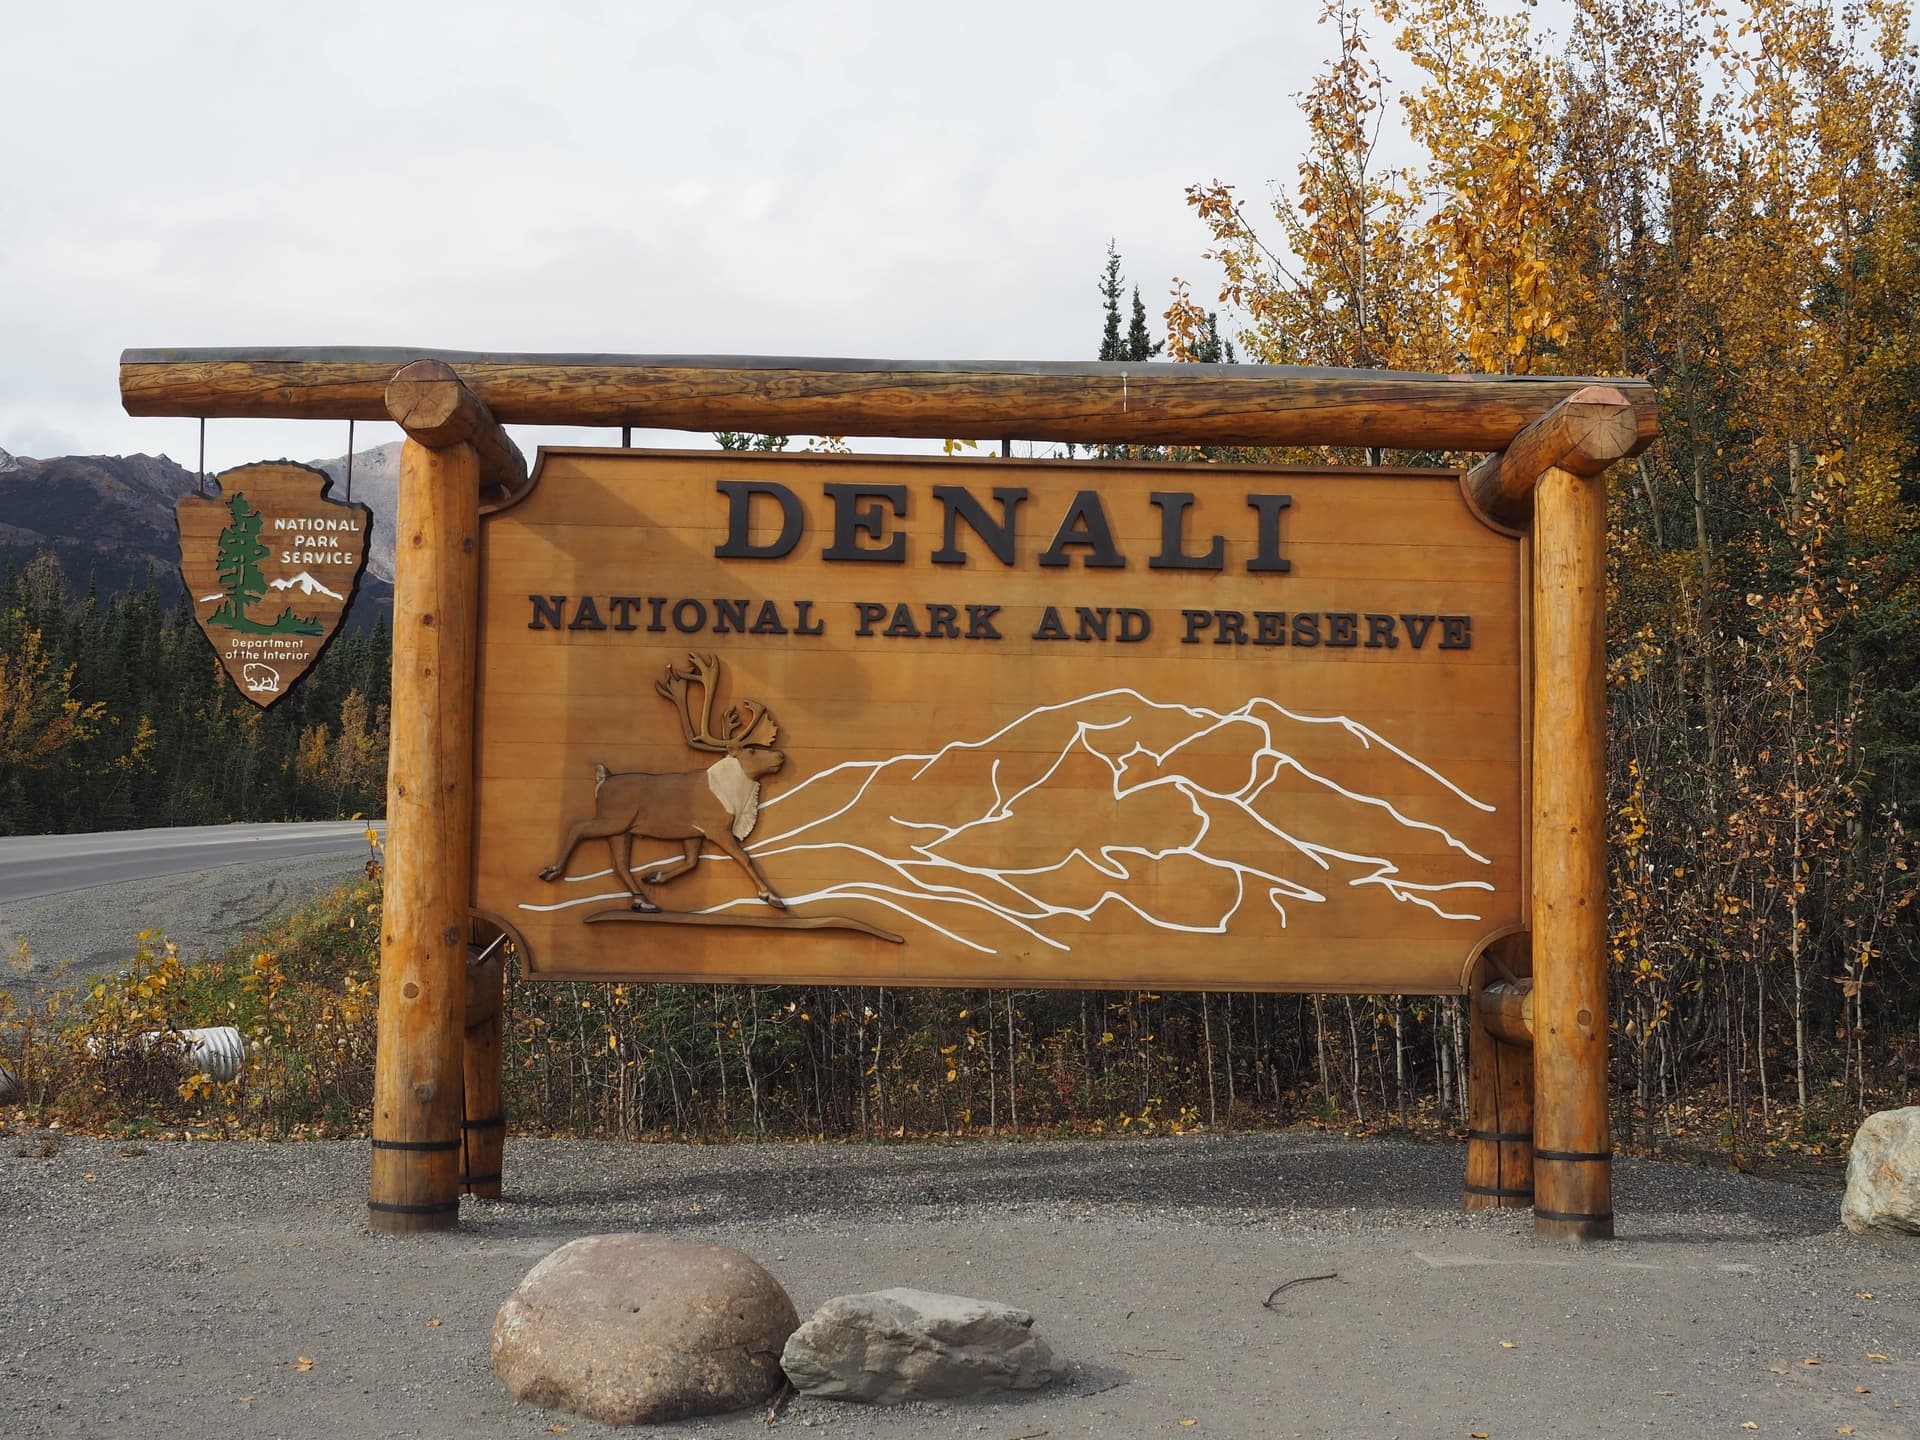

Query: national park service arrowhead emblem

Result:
[176,461,371,707]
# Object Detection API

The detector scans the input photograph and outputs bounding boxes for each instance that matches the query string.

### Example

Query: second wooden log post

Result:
[462,936,506,1198]
[1530,462,1613,1241]
[1464,950,1535,1211]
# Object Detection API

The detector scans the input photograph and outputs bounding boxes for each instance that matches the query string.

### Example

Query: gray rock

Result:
[781,1287,1057,1404]
[491,1234,797,1425]
[1843,1106,1920,1236]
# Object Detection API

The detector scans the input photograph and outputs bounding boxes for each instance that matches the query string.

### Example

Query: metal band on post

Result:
[368,1199,462,1217]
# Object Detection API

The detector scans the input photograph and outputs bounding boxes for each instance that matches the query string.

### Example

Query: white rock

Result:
[781,1287,1057,1404]
[1843,1106,1920,1236]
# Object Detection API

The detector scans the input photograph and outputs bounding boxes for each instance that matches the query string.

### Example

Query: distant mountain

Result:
[0,446,393,628]
[311,441,400,583]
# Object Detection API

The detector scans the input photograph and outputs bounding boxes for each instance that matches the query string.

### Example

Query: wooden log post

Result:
[367,435,480,1230]
[367,363,509,1232]
[1530,461,1613,1241]
[1464,956,1535,1211]
[461,934,506,1199]
[1455,383,1642,1237]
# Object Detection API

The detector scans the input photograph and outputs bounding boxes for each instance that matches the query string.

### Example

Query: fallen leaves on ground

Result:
[295,1356,313,1373]
[1866,1352,1890,1362]
[1498,1340,1517,1349]
[425,1318,442,1327]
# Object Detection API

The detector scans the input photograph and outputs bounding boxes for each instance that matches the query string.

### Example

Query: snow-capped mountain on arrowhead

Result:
[269,571,345,600]
[734,689,1507,956]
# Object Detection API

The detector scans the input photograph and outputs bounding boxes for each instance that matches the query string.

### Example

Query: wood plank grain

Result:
[473,450,1526,995]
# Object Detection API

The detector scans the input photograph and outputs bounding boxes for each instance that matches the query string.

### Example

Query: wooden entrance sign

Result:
[119,350,1654,1241]
[477,450,1524,994]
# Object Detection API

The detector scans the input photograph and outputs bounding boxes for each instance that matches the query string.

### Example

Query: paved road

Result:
[0,822,384,998]
[0,821,383,904]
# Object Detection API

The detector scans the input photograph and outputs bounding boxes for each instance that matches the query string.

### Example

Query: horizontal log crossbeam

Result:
[1463,384,1645,527]
[384,359,529,507]
[1477,977,1536,1047]
[120,348,1657,455]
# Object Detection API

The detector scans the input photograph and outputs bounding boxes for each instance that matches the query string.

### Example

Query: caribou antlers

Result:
[655,652,778,754]
[539,653,788,914]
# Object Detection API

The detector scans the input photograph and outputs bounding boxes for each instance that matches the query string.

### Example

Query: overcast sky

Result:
[4,0,1550,471]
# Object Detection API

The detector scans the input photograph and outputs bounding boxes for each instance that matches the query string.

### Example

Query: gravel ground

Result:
[0,851,366,1003]
[2,1128,1915,1440]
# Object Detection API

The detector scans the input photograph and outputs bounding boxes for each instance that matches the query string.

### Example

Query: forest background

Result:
[4,0,1917,1163]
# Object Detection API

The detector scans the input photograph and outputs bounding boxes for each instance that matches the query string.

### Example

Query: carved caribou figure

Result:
[537,653,788,913]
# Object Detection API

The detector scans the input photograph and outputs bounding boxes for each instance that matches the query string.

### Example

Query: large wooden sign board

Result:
[123,350,1649,1238]
[474,449,1526,993]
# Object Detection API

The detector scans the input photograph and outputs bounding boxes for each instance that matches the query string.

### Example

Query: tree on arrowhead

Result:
[209,492,270,630]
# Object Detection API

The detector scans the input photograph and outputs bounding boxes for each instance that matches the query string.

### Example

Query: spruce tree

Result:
[1189,311,1237,364]
[1098,241,1125,361]
[1126,285,1164,362]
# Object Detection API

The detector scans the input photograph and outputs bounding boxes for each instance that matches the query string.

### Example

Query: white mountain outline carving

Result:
[521,689,1500,956]
[269,571,344,600]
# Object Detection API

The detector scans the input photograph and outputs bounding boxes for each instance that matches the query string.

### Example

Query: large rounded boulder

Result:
[492,1234,798,1425]
[1843,1106,1920,1236]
